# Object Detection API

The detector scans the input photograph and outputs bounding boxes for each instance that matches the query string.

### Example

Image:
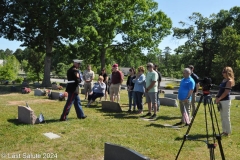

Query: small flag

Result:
[183,105,190,125]
[38,113,44,123]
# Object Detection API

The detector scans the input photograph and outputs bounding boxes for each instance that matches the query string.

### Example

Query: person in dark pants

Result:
[60,59,87,121]
[188,65,199,117]
[154,64,162,112]
[86,76,106,107]
[126,67,136,112]
[132,66,146,114]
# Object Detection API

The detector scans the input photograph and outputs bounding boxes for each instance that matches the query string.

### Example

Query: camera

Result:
[199,77,212,95]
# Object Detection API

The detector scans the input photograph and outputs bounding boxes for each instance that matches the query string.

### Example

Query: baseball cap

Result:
[112,64,118,67]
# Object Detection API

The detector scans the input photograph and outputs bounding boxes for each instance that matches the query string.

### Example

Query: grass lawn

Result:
[0,85,240,160]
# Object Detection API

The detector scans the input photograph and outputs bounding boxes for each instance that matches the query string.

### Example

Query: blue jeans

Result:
[60,92,85,120]
[128,91,136,110]
[135,91,144,110]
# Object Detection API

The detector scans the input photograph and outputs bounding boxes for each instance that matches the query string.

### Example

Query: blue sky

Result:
[0,0,239,52]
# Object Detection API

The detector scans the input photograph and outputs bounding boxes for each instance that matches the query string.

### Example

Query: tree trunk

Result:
[42,38,53,87]
[100,48,106,69]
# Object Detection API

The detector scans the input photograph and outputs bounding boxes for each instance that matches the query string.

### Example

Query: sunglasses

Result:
[147,66,151,68]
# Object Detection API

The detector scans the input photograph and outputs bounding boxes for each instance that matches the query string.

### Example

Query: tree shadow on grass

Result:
[7,118,76,125]
[145,123,166,128]
[95,108,139,119]
[175,134,210,142]
[155,115,181,121]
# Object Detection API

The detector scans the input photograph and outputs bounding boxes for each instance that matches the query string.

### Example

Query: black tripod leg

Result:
[175,95,204,160]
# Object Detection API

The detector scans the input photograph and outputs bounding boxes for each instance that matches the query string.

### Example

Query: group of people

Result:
[126,63,162,119]
[178,65,235,137]
[59,59,235,137]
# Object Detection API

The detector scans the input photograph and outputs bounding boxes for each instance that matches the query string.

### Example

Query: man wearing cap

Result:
[110,64,123,103]
[188,65,199,117]
[60,59,87,121]
[83,64,95,100]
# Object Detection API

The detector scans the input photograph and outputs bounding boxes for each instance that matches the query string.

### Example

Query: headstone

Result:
[235,96,240,100]
[34,89,45,96]
[10,86,17,92]
[159,97,178,107]
[43,132,61,139]
[81,89,85,94]
[51,92,60,100]
[102,101,122,112]
[52,84,58,90]
[22,81,29,87]
[59,83,67,88]
[164,93,178,100]
[104,142,150,160]
[18,106,39,124]
[33,82,41,88]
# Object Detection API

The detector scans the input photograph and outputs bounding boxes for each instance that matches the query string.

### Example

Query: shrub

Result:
[165,85,174,89]
[15,77,24,83]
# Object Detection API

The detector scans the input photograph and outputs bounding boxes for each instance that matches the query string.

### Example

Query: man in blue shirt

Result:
[177,68,195,125]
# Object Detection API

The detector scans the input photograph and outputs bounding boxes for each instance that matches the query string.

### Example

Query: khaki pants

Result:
[191,92,196,116]
[219,100,231,134]
[179,100,191,123]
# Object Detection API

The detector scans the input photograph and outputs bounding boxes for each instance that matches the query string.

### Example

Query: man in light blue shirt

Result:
[177,68,195,125]
[144,62,158,119]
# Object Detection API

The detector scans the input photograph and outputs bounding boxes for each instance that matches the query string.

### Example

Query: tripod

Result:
[175,93,225,160]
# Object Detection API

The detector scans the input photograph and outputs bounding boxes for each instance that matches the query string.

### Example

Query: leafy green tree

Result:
[21,48,45,83]
[76,0,172,69]
[0,55,20,81]
[1,0,93,87]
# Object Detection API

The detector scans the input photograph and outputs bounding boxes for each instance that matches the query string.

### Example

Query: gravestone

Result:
[34,89,45,96]
[18,106,39,124]
[81,89,85,94]
[104,142,150,160]
[102,101,122,112]
[59,83,67,88]
[33,82,41,88]
[235,96,240,100]
[52,84,58,90]
[10,86,17,92]
[159,97,178,107]
[51,92,60,100]
[164,93,178,100]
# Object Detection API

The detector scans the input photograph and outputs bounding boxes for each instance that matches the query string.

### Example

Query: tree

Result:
[76,0,172,69]
[22,48,45,83]
[0,55,20,81]
[1,0,92,87]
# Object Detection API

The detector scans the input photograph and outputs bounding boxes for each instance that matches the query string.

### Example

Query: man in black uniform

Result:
[154,64,162,111]
[188,65,199,117]
[60,59,87,121]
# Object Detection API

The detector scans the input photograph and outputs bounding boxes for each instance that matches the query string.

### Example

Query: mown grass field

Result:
[0,84,240,160]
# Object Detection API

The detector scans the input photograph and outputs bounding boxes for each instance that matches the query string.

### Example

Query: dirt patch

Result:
[7,99,55,105]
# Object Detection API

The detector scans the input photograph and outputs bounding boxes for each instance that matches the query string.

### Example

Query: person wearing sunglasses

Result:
[216,66,235,137]
[132,66,146,114]
[99,68,108,100]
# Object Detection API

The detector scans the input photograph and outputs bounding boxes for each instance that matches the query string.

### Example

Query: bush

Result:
[165,85,174,89]
[15,77,24,83]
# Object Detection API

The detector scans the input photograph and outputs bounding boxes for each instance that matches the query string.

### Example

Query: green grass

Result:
[0,84,240,160]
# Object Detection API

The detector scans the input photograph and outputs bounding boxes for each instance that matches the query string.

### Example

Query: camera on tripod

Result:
[199,77,212,95]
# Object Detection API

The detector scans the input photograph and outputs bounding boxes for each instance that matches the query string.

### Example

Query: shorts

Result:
[110,83,121,97]
[145,92,157,104]
[84,82,93,92]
